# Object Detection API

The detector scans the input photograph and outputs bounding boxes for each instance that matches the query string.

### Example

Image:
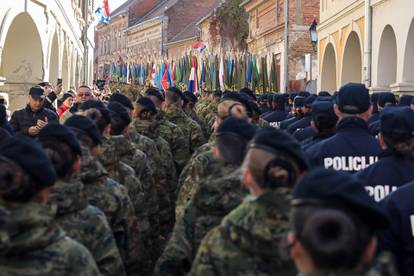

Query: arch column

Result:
[320,43,337,92]
[340,31,363,85]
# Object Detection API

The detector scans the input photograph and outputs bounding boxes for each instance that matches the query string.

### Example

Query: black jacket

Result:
[9,105,58,136]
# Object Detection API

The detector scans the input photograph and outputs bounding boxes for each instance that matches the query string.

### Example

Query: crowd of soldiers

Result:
[1,79,414,276]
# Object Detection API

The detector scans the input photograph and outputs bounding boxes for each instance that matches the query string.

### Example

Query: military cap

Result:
[137,97,157,113]
[0,134,57,187]
[337,83,370,114]
[293,96,306,109]
[273,94,285,104]
[312,101,336,120]
[38,123,82,156]
[108,101,131,125]
[183,91,198,104]
[167,86,183,99]
[64,115,102,145]
[145,87,165,102]
[305,94,317,108]
[399,95,413,106]
[378,92,397,107]
[318,91,331,97]
[217,117,256,141]
[29,86,46,99]
[292,168,389,228]
[213,90,222,98]
[109,93,134,110]
[239,87,257,101]
[380,106,414,141]
[79,100,111,124]
[249,127,309,170]
[222,92,251,111]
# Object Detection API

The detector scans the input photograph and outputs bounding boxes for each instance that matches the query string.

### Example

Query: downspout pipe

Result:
[364,0,372,88]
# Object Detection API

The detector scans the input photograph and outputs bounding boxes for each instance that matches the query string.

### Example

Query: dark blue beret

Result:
[145,88,165,102]
[378,92,396,107]
[137,97,157,114]
[79,100,110,124]
[109,93,133,110]
[217,117,256,141]
[64,115,102,145]
[318,91,331,97]
[249,127,309,170]
[370,92,381,104]
[0,134,57,187]
[183,91,198,104]
[293,96,306,108]
[222,92,251,113]
[305,94,317,108]
[337,83,370,114]
[292,168,389,229]
[312,101,336,119]
[108,101,131,125]
[38,123,82,156]
[298,91,311,98]
[380,106,414,141]
[272,94,285,104]
[399,95,413,106]
[240,87,257,101]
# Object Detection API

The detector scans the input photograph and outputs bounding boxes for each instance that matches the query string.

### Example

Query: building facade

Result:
[0,0,95,111]
[242,0,320,92]
[318,0,414,94]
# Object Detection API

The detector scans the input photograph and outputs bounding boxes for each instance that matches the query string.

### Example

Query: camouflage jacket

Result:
[184,107,209,139]
[154,163,245,276]
[0,201,100,276]
[164,104,206,154]
[48,179,125,276]
[190,188,296,276]
[79,145,141,275]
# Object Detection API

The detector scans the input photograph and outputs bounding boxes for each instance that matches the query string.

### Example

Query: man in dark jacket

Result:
[262,94,288,128]
[9,86,58,137]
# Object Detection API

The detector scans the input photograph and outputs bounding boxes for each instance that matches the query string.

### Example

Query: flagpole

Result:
[82,0,89,85]
[283,0,289,93]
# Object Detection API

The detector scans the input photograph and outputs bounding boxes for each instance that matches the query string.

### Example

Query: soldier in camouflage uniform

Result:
[190,128,309,276]
[154,117,256,276]
[288,168,399,276]
[65,114,141,276]
[0,135,100,276]
[183,91,209,138]
[163,87,206,154]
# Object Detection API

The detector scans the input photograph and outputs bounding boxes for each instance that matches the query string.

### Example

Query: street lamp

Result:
[308,20,318,90]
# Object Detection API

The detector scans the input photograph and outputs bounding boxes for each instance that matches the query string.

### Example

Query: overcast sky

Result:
[109,0,127,11]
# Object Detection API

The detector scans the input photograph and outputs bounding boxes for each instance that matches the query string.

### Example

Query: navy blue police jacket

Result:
[280,114,302,130]
[367,111,380,125]
[305,117,382,172]
[379,181,414,276]
[368,119,381,136]
[287,113,312,134]
[301,131,334,151]
[294,126,316,142]
[262,109,289,128]
[356,151,414,202]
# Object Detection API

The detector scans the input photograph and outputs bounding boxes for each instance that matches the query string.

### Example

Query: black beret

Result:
[305,94,317,108]
[248,101,261,115]
[64,115,102,145]
[380,106,414,141]
[272,94,285,104]
[337,83,370,114]
[292,168,389,229]
[183,91,198,104]
[79,100,110,124]
[318,91,331,97]
[221,92,252,113]
[145,88,165,102]
[38,123,82,156]
[293,96,306,108]
[399,95,413,106]
[29,86,45,99]
[249,127,309,170]
[0,134,57,187]
[378,92,396,107]
[167,87,183,99]
[109,93,134,110]
[137,97,157,114]
[108,101,131,125]
[217,117,256,141]
[240,87,257,101]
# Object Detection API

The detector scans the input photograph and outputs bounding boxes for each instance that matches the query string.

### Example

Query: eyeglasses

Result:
[78,93,91,97]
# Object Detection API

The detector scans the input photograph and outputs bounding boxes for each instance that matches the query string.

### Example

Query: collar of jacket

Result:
[25,104,44,114]
[336,117,369,133]
[48,179,88,215]
[0,201,64,255]
[79,145,108,183]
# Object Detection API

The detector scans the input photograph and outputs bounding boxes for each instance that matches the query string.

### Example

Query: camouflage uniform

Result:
[184,107,209,139]
[296,252,400,276]
[190,187,296,276]
[0,201,100,276]
[164,104,206,154]
[48,179,125,276]
[154,163,245,276]
[79,145,141,275]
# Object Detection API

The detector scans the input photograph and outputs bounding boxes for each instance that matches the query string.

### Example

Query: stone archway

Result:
[403,18,414,82]
[321,43,337,92]
[341,31,362,85]
[0,12,43,110]
[49,32,59,86]
[62,44,69,90]
[377,25,397,87]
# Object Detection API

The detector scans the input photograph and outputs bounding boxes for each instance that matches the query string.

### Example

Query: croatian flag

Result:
[95,0,111,24]
[193,41,206,54]
[188,56,198,93]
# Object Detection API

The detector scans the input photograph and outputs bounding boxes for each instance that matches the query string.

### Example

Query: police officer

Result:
[399,94,413,106]
[0,134,100,275]
[368,92,397,136]
[287,94,316,134]
[367,92,381,125]
[280,96,306,130]
[9,86,58,136]
[289,168,397,275]
[301,99,338,151]
[262,94,289,128]
[306,83,381,172]
[356,106,414,202]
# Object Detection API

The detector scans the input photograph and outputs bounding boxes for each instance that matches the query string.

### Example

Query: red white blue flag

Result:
[95,0,111,24]
[188,56,198,93]
[193,40,206,53]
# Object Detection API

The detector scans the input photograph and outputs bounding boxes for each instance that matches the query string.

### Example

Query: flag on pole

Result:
[161,66,168,91]
[219,56,225,91]
[95,0,111,24]
[150,64,157,87]
[188,56,198,93]
[193,40,206,53]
